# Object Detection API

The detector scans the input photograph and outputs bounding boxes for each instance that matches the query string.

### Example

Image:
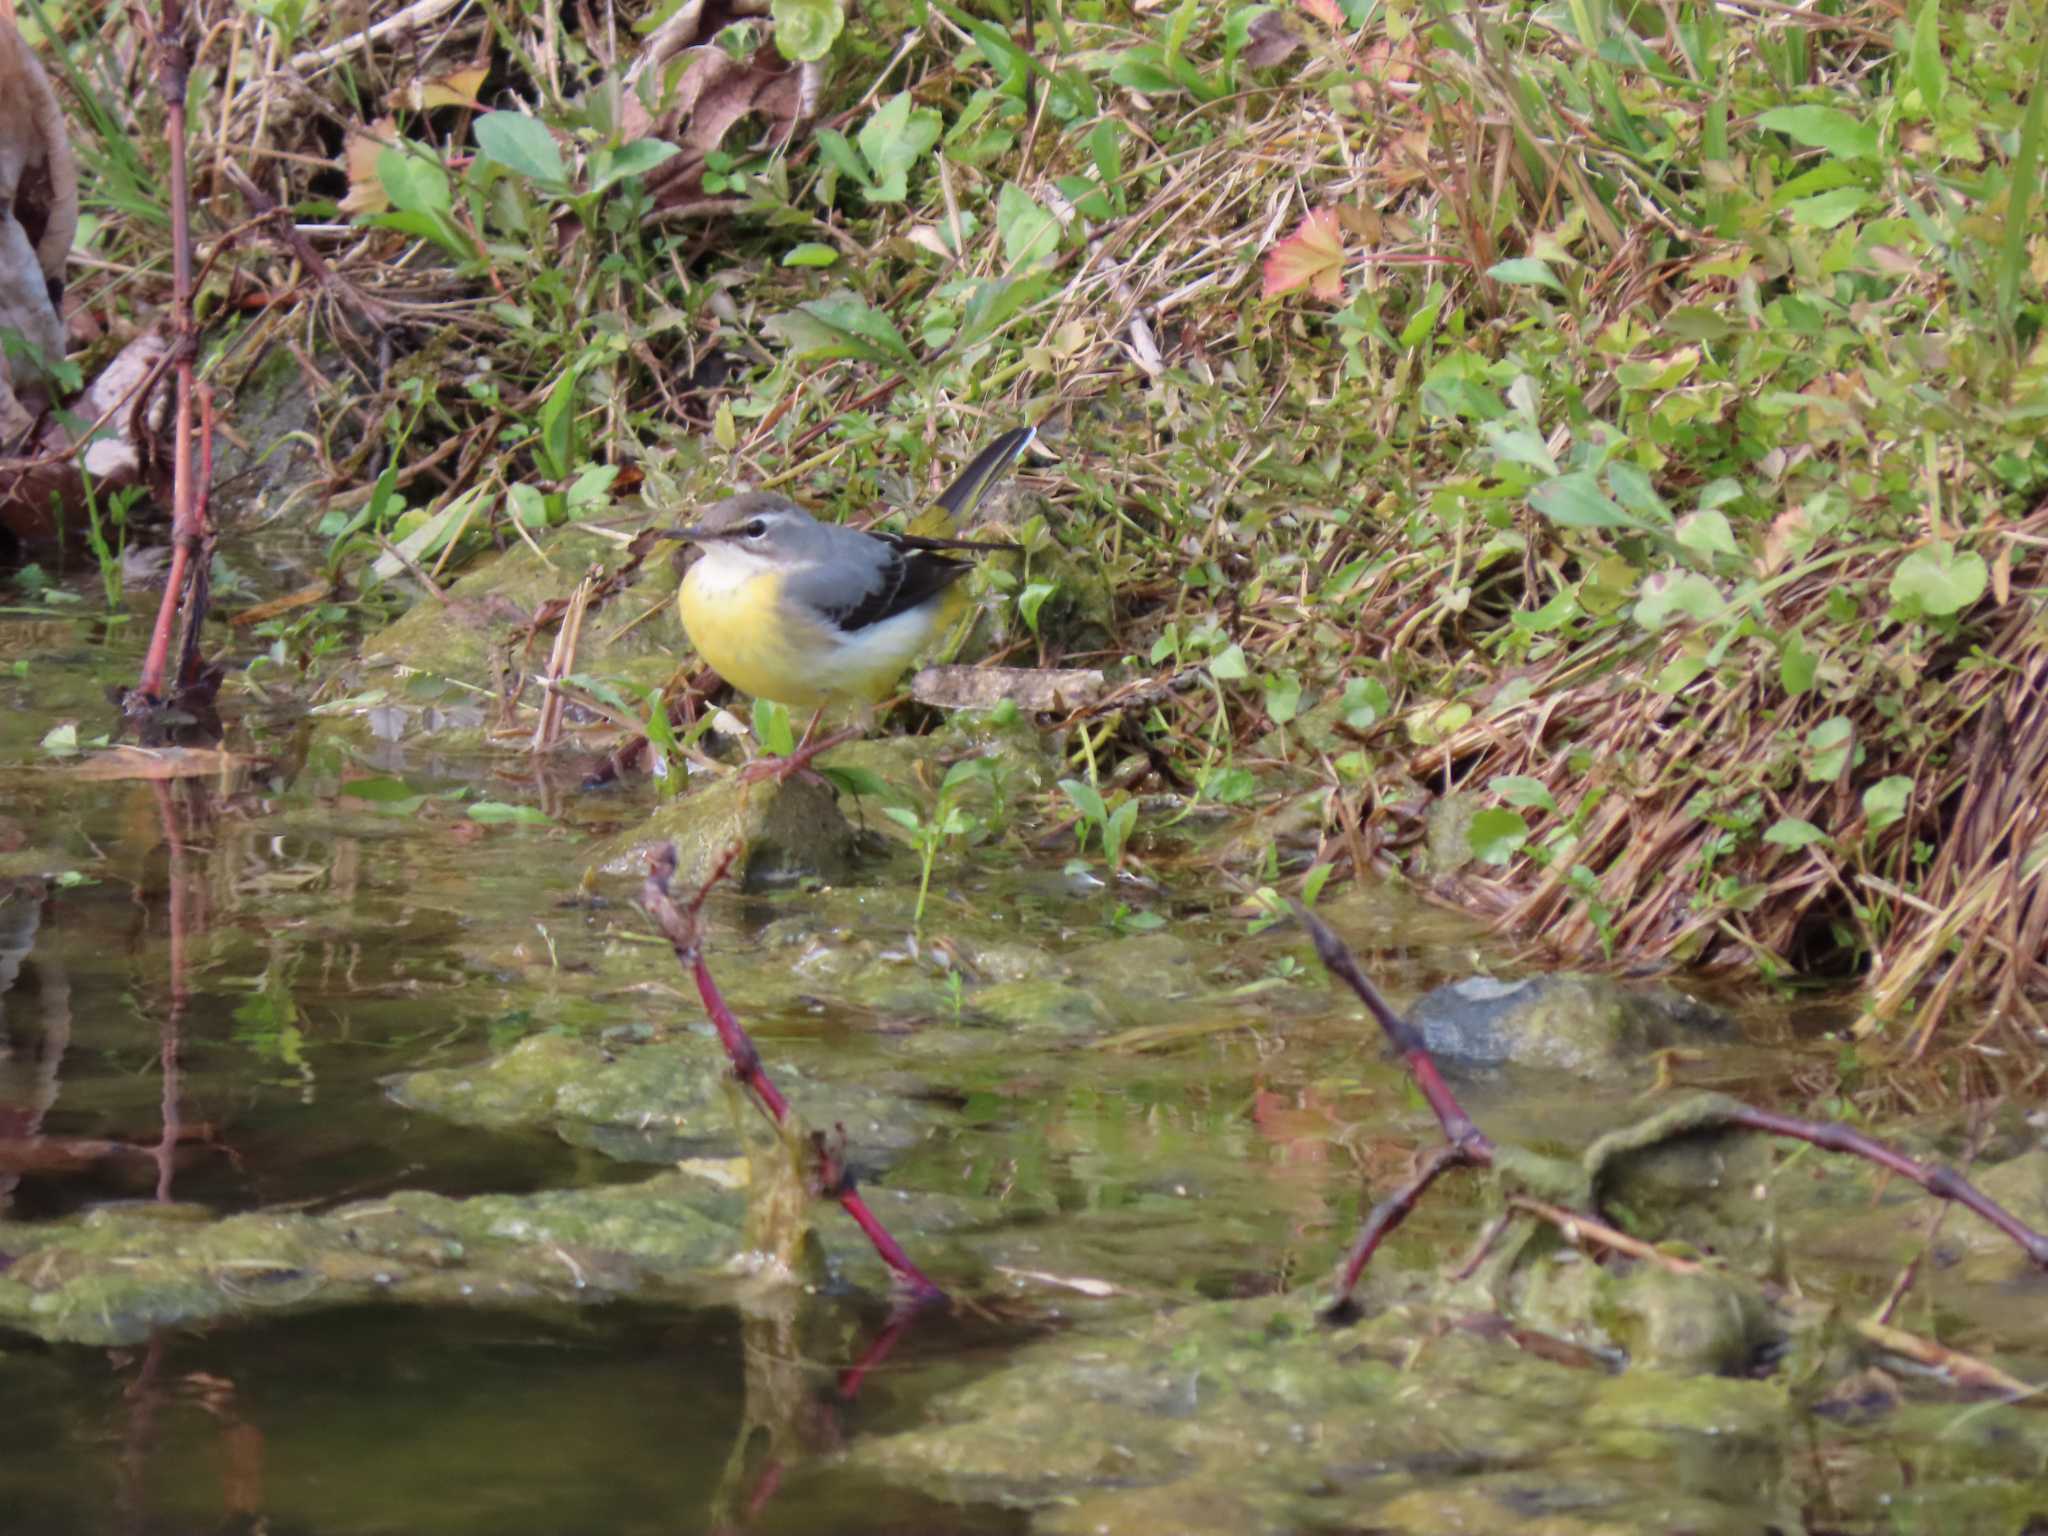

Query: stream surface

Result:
[2,557,2045,1536]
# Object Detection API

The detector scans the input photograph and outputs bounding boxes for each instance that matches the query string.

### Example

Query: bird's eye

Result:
[743,519,768,539]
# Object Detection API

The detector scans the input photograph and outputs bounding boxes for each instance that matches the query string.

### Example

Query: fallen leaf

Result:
[992,1266,1127,1298]
[1242,10,1305,69]
[618,6,822,208]
[230,581,333,628]
[1263,206,1346,301]
[67,747,255,782]
[339,117,399,217]
[394,65,488,112]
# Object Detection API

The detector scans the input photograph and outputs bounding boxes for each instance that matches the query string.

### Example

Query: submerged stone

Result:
[0,1171,743,1347]
[388,1029,946,1166]
[850,1290,1806,1535]
[1409,973,1730,1078]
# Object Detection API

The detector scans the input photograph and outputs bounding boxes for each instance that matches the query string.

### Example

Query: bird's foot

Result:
[737,725,865,786]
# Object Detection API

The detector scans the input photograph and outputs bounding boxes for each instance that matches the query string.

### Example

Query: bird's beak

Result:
[653,526,713,544]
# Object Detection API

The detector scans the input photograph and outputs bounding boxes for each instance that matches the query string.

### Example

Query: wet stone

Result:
[1409,973,1731,1078]
[592,772,858,890]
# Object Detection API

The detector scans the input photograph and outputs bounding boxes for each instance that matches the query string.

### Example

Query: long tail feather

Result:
[929,425,1037,526]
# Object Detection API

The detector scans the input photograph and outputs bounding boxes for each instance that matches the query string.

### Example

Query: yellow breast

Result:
[677,563,837,710]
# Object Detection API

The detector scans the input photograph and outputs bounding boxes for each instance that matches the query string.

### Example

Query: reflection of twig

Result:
[150,781,190,1204]
[642,845,946,1302]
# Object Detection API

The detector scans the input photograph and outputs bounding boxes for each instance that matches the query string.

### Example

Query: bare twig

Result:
[135,1,211,712]
[641,844,945,1303]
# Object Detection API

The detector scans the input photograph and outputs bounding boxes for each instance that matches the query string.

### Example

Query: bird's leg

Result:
[738,707,862,785]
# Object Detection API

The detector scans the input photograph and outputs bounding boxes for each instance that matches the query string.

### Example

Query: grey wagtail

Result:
[659,426,1035,778]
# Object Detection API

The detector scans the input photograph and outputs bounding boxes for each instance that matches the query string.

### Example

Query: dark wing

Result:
[814,535,974,635]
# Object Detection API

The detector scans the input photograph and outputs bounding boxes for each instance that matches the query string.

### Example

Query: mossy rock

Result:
[590,772,857,890]
[359,527,683,700]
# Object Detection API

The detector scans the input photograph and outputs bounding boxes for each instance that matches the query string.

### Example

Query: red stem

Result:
[646,845,946,1302]
[137,1,200,704]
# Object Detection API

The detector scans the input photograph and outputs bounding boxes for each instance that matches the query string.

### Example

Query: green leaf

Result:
[1863,775,1913,832]
[1910,0,1946,112]
[1341,676,1390,729]
[1890,542,1986,616]
[1058,777,1108,828]
[1489,775,1558,813]
[1018,580,1057,634]
[1605,462,1670,522]
[534,361,586,481]
[1779,634,1818,695]
[341,775,422,802]
[772,0,844,61]
[1200,766,1258,805]
[1757,105,1878,160]
[1803,717,1854,782]
[473,112,568,188]
[762,293,916,366]
[955,274,1050,351]
[588,137,680,196]
[1530,471,1635,529]
[1483,423,1559,475]
[813,129,872,189]
[1785,188,1867,228]
[467,801,553,825]
[858,92,942,201]
[1763,817,1828,849]
[1089,118,1123,191]
[996,183,1061,271]
[376,146,453,213]
[1633,570,1725,630]
[1263,671,1302,724]
[1210,643,1249,680]
[753,697,796,756]
[780,242,839,267]
[821,764,891,799]
[1486,257,1564,291]
[506,483,549,527]
[1675,509,1738,561]
[1467,808,1530,864]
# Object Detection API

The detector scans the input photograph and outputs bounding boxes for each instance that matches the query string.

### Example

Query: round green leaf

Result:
[1890,542,1987,617]
[1467,808,1530,865]
[1763,817,1828,850]
[1862,776,1913,832]
[781,242,839,267]
[772,0,844,62]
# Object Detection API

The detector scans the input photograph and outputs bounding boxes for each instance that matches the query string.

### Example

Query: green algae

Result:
[0,1171,747,1346]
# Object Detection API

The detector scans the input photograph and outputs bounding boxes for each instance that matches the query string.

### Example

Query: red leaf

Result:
[1297,0,1345,28]
[1262,207,1346,301]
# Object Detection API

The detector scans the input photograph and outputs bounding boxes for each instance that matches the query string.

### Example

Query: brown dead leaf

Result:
[394,65,487,113]
[230,581,333,628]
[618,5,819,208]
[1242,11,1304,69]
[912,665,1107,713]
[68,746,253,782]
[1263,207,1347,301]
[338,116,398,218]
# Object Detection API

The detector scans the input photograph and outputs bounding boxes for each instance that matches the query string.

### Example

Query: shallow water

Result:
[3,561,2045,1536]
